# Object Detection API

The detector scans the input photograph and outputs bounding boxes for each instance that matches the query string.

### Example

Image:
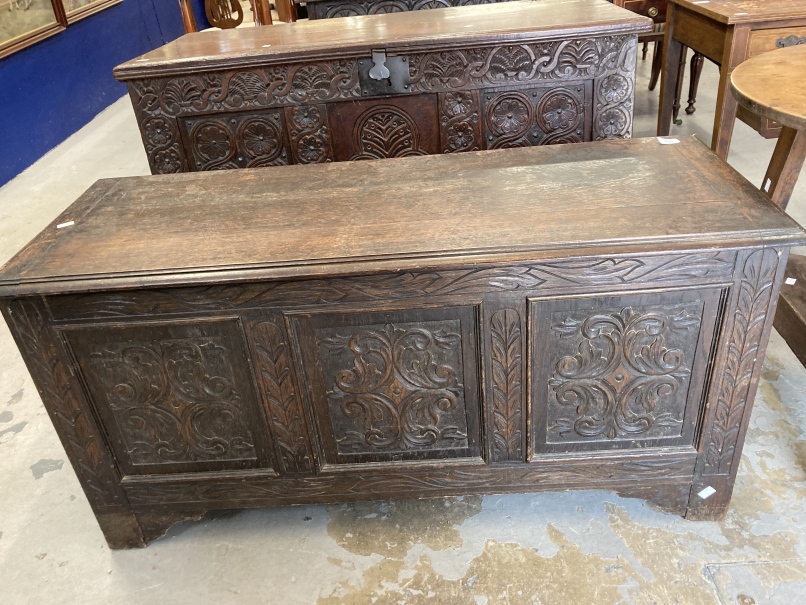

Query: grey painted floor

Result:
[1,52,805,605]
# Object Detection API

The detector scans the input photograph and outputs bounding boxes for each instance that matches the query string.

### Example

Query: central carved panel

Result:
[319,321,468,454]
[298,307,481,464]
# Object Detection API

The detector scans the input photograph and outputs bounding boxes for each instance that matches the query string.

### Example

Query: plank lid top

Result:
[730,45,806,131]
[1,137,804,296]
[673,0,806,25]
[114,0,652,79]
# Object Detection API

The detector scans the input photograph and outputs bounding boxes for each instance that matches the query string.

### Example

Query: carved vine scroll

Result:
[319,321,469,455]
[547,304,702,442]
[703,248,781,475]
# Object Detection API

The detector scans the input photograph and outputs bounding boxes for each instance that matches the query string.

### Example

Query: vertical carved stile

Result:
[704,249,781,476]
[252,320,313,473]
[2,298,124,510]
[490,308,523,461]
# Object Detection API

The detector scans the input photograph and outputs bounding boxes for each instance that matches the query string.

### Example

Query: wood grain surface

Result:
[672,0,806,25]
[730,44,806,130]
[114,0,652,78]
[0,137,803,295]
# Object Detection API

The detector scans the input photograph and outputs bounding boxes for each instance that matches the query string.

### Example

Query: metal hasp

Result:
[358,50,411,97]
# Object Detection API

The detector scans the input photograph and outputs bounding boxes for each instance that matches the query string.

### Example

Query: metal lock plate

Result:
[358,50,411,97]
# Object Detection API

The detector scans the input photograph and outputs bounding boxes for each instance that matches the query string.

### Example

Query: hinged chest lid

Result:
[1,137,805,296]
[114,0,653,80]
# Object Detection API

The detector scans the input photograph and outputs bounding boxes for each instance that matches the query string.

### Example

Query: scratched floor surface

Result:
[1,54,805,605]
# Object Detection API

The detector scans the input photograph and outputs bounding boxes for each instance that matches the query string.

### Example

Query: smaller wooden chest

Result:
[114,0,652,174]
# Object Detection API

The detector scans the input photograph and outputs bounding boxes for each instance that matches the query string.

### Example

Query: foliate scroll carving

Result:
[87,337,258,466]
[129,61,361,119]
[704,249,781,475]
[285,105,332,164]
[408,36,634,93]
[350,105,428,160]
[547,304,703,442]
[439,91,481,153]
[593,36,636,140]
[49,251,738,320]
[318,321,469,454]
[251,321,313,473]
[490,309,523,461]
[2,299,124,511]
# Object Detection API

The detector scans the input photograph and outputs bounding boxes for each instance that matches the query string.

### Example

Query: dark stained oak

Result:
[114,0,652,174]
[1,137,804,548]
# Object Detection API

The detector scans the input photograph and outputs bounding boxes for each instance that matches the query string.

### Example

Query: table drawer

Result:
[748,27,806,59]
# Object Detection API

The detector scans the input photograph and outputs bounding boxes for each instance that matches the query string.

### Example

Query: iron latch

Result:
[358,50,411,97]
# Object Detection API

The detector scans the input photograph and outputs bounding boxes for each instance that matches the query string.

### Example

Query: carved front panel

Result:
[327,95,440,161]
[481,83,592,147]
[126,35,638,173]
[532,289,725,454]
[65,321,275,475]
[295,306,481,464]
[179,109,292,171]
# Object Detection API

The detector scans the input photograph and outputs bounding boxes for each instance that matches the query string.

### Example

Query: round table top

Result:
[730,44,806,131]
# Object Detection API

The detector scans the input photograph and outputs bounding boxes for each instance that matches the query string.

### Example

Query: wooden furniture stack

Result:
[1,137,804,548]
[658,0,806,159]
[727,44,806,367]
[114,0,652,174]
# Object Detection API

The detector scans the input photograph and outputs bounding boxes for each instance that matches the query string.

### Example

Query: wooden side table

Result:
[729,44,806,365]
[658,0,806,160]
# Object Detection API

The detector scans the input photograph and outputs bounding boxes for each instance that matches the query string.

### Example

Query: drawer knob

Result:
[648,7,659,17]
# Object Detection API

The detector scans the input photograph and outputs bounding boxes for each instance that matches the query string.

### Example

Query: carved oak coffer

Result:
[2,137,804,549]
[301,0,519,20]
[113,0,652,174]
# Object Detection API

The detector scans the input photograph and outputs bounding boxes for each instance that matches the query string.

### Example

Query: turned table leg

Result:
[658,4,684,135]
[672,46,688,125]
[649,40,662,91]
[686,52,704,115]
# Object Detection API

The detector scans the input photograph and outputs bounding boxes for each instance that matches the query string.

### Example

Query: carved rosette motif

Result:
[183,111,289,170]
[2,299,124,510]
[320,322,469,454]
[483,85,585,147]
[350,105,428,160]
[490,308,524,461]
[51,252,738,320]
[252,321,313,473]
[88,337,258,465]
[126,34,636,172]
[548,305,702,442]
[592,36,636,140]
[439,91,481,153]
[285,105,332,163]
[704,249,781,475]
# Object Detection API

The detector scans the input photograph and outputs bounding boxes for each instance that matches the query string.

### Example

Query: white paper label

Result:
[786,278,797,286]
[56,221,74,229]
[657,137,680,145]
[698,486,717,500]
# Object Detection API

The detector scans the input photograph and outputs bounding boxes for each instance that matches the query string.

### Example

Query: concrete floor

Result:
[1,52,806,605]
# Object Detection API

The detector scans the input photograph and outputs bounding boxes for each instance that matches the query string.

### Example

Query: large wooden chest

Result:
[2,137,802,549]
[113,0,652,174]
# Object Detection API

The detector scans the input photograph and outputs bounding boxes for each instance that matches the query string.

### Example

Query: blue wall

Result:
[0,0,210,187]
